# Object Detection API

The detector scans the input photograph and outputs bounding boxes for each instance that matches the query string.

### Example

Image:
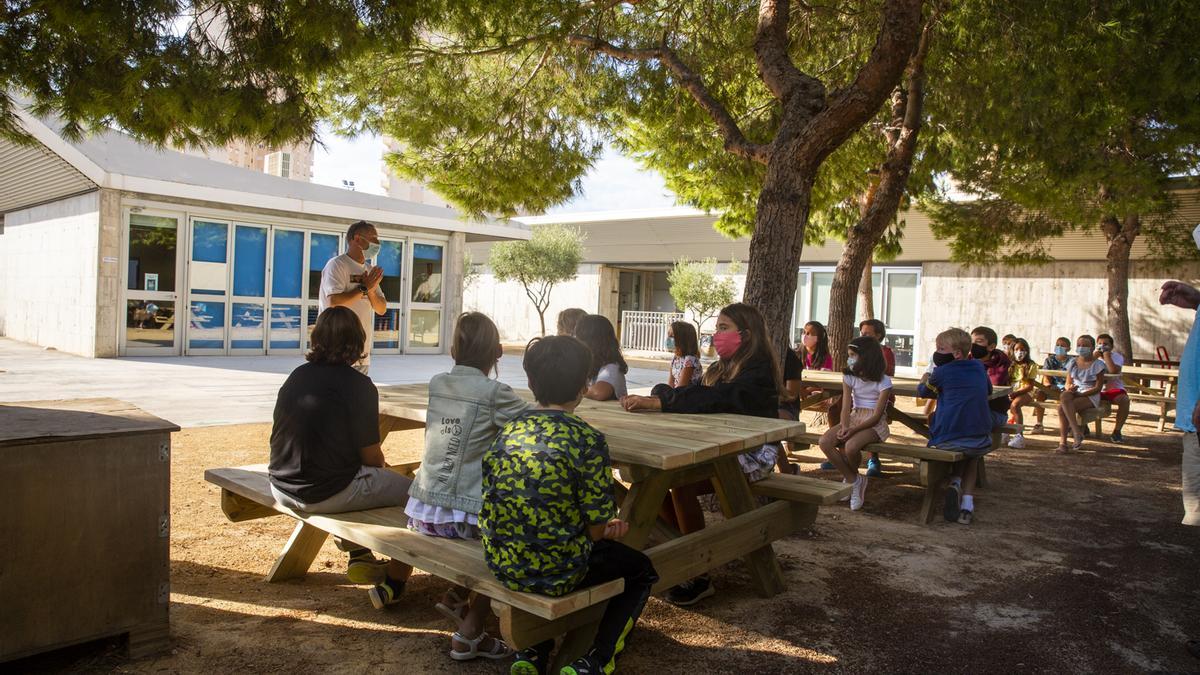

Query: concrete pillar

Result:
[598,265,619,326]
[442,232,466,355]
[94,190,122,357]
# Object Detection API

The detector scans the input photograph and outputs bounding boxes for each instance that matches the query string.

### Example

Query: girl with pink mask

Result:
[800,321,834,371]
[620,302,784,606]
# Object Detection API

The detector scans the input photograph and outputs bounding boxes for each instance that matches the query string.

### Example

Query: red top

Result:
[882,345,896,377]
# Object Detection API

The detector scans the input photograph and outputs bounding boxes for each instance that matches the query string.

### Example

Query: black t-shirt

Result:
[784,347,803,382]
[268,362,380,504]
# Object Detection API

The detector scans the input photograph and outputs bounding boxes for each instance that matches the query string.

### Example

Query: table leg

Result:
[377,415,426,443]
[709,455,785,597]
[617,470,674,551]
[918,460,950,525]
[888,406,931,438]
[266,522,329,582]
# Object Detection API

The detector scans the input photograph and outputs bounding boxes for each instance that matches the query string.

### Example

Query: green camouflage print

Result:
[481,410,617,596]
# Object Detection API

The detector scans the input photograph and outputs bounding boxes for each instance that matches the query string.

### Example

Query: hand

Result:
[602,518,629,540]
[364,266,384,290]
[620,395,660,412]
[1067,384,1079,393]
[1160,280,1200,310]
[836,427,852,441]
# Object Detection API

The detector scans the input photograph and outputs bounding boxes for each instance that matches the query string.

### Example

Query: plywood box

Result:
[0,399,179,662]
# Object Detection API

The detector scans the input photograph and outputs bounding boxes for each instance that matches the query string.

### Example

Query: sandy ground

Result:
[11,405,1200,674]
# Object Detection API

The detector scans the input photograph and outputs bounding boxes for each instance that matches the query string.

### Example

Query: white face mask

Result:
[1014,350,1027,361]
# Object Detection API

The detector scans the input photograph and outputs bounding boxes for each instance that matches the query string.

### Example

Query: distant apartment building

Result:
[179,139,314,182]
[381,137,451,208]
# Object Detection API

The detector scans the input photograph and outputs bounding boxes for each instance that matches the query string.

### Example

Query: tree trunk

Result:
[1100,213,1140,359]
[858,256,875,320]
[742,163,815,362]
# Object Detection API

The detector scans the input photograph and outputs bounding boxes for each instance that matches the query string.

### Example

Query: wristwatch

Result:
[357,284,368,297]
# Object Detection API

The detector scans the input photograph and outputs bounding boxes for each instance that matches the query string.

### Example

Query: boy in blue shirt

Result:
[482,335,659,675]
[918,328,1001,525]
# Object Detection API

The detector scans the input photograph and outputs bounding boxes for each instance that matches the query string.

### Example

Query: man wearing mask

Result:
[320,220,387,375]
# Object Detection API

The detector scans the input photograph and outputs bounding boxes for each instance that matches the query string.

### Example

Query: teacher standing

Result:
[320,220,386,375]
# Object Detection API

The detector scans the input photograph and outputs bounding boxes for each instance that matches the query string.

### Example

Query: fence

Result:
[619,310,685,353]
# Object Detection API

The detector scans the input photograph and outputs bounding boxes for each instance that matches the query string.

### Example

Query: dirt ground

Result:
[12,405,1200,674]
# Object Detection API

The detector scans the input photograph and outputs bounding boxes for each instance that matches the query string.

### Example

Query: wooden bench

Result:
[787,431,999,524]
[207,463,846,656]
[1030,399,1112,434]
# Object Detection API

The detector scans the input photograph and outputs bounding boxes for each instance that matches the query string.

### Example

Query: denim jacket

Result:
[409,365,531,513]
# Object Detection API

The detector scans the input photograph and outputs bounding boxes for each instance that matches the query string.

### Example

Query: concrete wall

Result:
[918,261,1200,363]
[466,263,604,342]
[0,192,102,356]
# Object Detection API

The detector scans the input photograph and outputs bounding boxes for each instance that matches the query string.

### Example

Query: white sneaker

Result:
[1007,433,1026,449]
[839,478,850,502]
[850,474,869,511]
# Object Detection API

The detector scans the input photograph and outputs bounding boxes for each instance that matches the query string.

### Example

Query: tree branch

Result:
[754,0,826,114]
[568,34,769,163]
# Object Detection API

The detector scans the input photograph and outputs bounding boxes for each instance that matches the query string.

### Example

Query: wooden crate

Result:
[0,399,178,663]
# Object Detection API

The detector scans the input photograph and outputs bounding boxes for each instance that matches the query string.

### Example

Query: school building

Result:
[0,109,529,358]
[467,200,1200,376]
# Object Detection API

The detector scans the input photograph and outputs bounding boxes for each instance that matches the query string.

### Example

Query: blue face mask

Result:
[665,336,676,352]
[846,355,859,369]
[1054,346,1069,358]
[1077,345,1092,357]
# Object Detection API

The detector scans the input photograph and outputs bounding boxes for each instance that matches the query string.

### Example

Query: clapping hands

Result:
[1160,281,1200,310]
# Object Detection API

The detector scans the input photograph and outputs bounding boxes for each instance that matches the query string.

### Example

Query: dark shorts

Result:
[1100,388,1128,402]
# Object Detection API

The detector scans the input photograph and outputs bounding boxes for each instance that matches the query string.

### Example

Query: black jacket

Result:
[652,355,779,418]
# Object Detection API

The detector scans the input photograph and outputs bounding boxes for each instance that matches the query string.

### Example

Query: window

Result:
[264,151,292,178]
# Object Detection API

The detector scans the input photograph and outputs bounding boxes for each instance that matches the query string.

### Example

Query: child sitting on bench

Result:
[406,311,529,662]
[482,335,658,675]
[918,327,999,525]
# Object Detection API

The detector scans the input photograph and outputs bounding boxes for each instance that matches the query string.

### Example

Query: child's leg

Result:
[452,594,508,654]
[1113,393,1130,434]
[1033,390,1046,424]
[960,457,980,497]
[1057,391,1076,444]
[842,428,881,475]
[575,540,659,671]
[818,425,858,483]
[1009,394,1029,425]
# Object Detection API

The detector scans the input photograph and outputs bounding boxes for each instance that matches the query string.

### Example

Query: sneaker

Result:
[1072,431,1085,451]
[347,554,388,585]
[368,579,405,609]
[957,509,973,525]
[511,640,554,675]
[839,478,850,502]
[1032,424,1044,434]
[820,461,835,470]
[849,474,868,511]
[560,654,605,675]
[866,457,883,477]
[1111,431,1125,443]
[1007,433,1026,449]
[666,576,715,607]
[943,483,961,522]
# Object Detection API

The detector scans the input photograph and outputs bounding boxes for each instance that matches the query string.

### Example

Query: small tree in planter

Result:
[668,258,738,342]
[490,225,585,336]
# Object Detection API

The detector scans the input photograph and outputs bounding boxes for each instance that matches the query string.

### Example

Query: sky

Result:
[310,127,678,214]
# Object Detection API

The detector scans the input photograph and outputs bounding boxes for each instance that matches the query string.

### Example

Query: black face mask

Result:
[932,351,956,367]
[969,344,989,360]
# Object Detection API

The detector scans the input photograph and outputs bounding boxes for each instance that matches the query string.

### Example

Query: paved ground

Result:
[0,338,667,428]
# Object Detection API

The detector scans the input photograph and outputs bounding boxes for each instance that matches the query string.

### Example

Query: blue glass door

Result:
[186,219,230,353]
[268,228,305,352]
[230,224,268,352]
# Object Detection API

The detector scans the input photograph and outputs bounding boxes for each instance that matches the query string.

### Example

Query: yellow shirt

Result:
[1010,361,1040,386]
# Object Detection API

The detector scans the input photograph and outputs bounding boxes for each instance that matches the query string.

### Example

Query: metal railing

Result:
[619,310,685,353]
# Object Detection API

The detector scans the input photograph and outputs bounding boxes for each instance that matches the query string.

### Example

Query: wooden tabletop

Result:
[800,370,1011,398]
[377,384,804,471]
[0,398,179,447]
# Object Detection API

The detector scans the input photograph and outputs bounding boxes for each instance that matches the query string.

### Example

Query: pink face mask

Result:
[713,330,743,360]
[802,334,818,348]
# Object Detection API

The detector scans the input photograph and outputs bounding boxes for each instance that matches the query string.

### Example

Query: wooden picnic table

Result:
[377,383,813,594]
[798,370,1010,438]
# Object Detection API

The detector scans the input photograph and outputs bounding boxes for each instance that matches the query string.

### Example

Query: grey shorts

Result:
[272,465,411,514]
[1184,432,1199,527]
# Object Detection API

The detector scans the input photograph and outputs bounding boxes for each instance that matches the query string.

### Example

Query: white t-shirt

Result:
[593,363,628,399]
[319,253,376,365]
[1104,351,1126,390]
[844,372,893,410]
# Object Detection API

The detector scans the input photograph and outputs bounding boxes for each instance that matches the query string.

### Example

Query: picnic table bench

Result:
[205,385,849,666]
[795,372,1019,523]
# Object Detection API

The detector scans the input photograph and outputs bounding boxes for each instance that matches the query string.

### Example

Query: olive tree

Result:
[489,225,585,336]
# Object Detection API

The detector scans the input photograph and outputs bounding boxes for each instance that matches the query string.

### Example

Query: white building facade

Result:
[466,205,1200,375]
[0,110,528,358]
